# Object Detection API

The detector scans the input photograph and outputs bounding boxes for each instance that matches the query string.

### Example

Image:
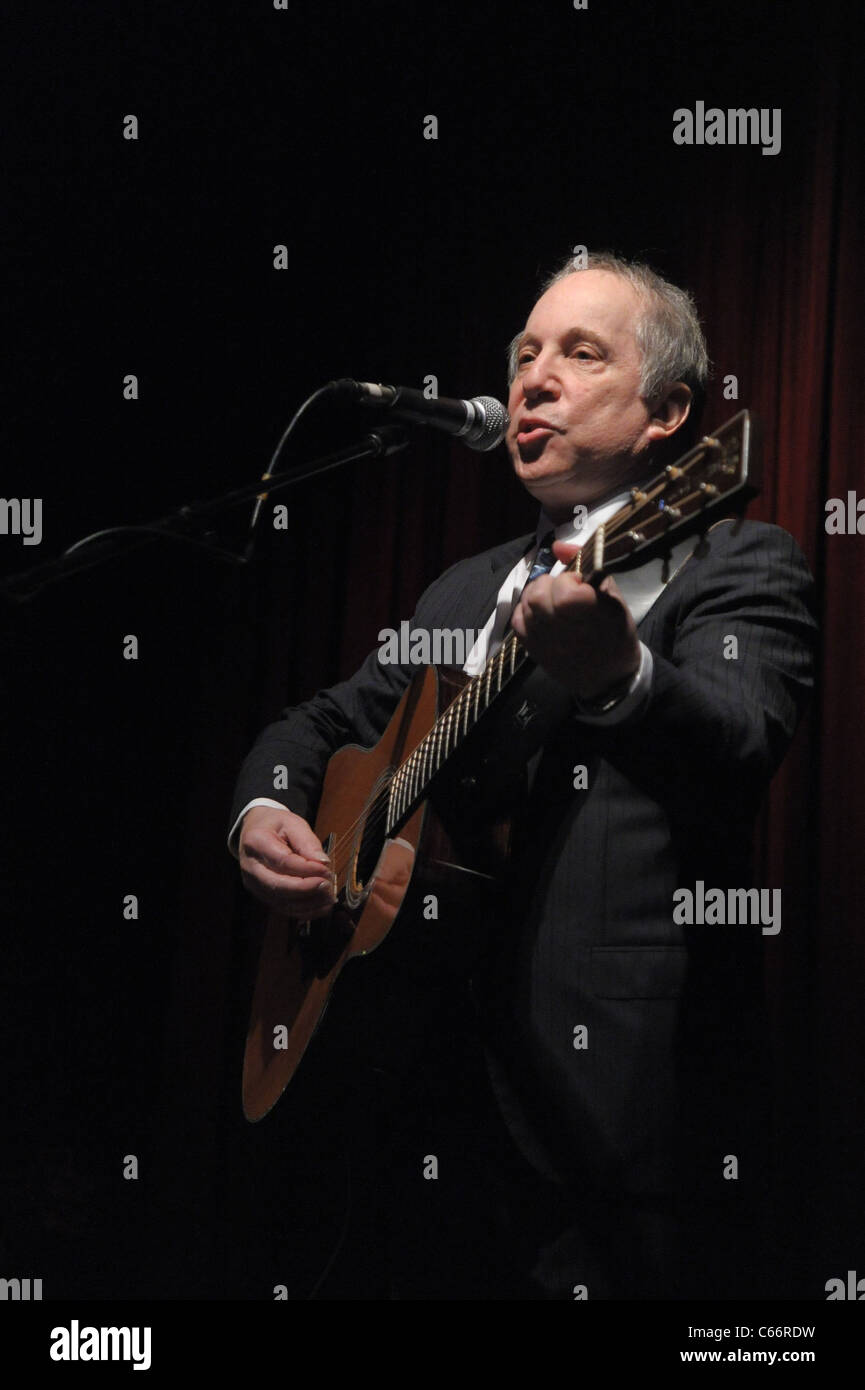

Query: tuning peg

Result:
[657,501,682,520]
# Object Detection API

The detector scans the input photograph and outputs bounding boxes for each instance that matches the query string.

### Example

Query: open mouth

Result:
[516,424,555,444]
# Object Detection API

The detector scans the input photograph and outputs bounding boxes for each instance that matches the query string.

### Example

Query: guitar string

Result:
[312,464,728,889]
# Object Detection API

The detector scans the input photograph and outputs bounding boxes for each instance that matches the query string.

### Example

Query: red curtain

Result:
[678,40,865,1261]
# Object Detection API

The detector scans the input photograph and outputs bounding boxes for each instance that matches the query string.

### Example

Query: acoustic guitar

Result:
[242,410,757,1119]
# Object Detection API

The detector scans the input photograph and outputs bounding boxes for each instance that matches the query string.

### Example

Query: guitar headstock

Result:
[581,410,760,578]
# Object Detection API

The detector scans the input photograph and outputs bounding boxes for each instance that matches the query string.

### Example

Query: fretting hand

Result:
[509,539,641,701]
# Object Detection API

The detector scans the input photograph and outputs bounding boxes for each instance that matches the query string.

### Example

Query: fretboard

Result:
[386,627,529,832]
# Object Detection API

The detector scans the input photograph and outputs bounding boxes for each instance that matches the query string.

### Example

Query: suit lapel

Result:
[437,534,533,632]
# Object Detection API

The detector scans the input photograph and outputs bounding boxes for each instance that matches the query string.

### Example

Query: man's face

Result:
[506,269,667,517]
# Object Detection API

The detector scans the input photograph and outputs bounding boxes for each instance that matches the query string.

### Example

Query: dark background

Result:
[2,0,863,1300]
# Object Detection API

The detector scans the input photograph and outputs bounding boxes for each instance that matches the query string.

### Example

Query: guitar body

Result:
[241,663,513,1121]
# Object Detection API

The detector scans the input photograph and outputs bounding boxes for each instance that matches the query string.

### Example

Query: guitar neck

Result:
[385,410,756,836]
[386,628,530,832]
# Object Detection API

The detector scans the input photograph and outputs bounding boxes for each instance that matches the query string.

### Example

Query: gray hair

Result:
[507,250,710,406]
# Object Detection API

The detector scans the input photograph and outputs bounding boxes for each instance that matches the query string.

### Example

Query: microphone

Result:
[331,378,509,452]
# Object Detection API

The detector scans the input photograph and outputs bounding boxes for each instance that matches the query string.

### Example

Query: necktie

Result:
[524,530,558,587]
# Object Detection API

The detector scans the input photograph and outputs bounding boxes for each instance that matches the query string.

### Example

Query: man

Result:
[229,252,816,1298]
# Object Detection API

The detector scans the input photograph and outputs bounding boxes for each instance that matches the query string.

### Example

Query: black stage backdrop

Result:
[2,0,863,1302]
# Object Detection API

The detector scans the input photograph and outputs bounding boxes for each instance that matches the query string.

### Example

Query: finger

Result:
[243,859,333,897]
[275,817,330,863]
[551,539,583,563]
[521,572,557,618]
[242,831,329,877]
[255,821,330,863]
[513,590,554,634]
[250,844,333,879]
[526,571,593,626]
[241,860,336,909]
[598,575,627,603]
[513,584,555,639]
[595,575,636,627]
[549,569,599,615]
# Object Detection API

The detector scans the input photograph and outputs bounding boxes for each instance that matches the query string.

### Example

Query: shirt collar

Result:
[536,488,634,549]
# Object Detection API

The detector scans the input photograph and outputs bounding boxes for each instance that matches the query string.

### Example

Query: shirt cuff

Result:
[572,641,653,726]
[227,797,292,859]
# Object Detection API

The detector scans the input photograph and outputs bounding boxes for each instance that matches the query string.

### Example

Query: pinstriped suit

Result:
[231,514,816,1251]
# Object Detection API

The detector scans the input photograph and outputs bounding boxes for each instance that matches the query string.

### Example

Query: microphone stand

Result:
[1,426,408,604]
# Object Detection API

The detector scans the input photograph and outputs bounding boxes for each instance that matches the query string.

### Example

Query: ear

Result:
[646,381,692,443]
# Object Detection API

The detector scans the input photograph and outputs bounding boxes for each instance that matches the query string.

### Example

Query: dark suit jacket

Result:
[231,516,816,1198]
